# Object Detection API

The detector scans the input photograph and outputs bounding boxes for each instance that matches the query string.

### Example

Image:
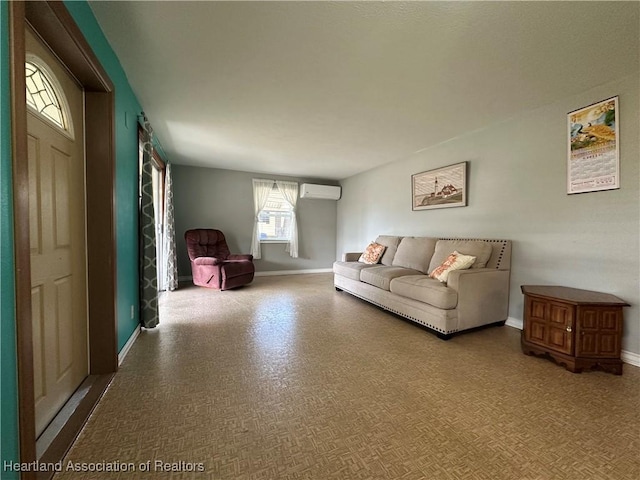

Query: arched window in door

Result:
[25,55,74,139]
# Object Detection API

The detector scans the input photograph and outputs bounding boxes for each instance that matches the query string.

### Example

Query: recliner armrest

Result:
[194,256,224,266]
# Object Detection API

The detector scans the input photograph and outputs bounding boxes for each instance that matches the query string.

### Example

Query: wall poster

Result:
[568,96,619,194]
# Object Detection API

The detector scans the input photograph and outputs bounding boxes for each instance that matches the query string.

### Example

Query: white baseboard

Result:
[503,316,639,368]
[255,268,332,277]
[505,316,523,330]
[621,350,640,368]
[118,325,141,366]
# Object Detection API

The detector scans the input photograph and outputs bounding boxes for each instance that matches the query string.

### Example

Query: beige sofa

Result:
[333,236,512,339]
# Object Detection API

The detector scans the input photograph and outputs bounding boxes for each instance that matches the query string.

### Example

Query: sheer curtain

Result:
[139,115,159,328]
[162,163,178,291]
[276,180,299,258]
[251,179,275,259]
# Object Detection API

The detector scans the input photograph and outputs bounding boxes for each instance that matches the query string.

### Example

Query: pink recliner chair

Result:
[185,229,255,290]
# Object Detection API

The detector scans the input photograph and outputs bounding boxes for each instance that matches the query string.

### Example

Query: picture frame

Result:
[567,96,619,194]
[412,161,467,211]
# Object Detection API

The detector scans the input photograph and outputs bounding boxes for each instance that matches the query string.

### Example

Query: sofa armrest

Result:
[342,252,362,262]
[447,268,511,331]
[228,254,253,261]
[194,256,224,266]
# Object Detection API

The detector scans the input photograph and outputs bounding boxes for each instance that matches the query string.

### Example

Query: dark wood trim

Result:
[11,0,119,470]
[24,1,113,92]
[152,149,166,171]
[10,2,38,474]
[36,374,114,480]
[85,91,118,374]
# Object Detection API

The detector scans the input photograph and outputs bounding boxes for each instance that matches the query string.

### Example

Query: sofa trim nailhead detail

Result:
[438,238,508,270]
[338,286,458,334]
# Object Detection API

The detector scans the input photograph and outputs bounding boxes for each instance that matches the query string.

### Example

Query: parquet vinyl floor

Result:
[55,274,639,479]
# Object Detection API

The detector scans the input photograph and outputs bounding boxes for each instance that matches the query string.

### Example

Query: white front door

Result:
[26,27,88,437]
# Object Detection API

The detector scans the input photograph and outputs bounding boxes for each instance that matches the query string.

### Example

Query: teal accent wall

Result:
[64,1,145,351]
[1,2,20,478]
[1,1,162,468]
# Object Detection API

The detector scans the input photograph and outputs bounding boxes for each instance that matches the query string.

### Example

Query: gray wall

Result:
[337,74,639,356]
[173,165,338,276]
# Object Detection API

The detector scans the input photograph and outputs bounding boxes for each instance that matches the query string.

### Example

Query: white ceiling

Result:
[89,1,639,180]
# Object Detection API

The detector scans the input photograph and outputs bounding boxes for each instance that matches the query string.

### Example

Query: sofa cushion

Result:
[429,240,493,272]
[333,261,377,281]
[429,251,476,283]
[375,235,402,266]
[358,242,386,264]
[390,275,458,310]
[360,266,421,291]
[391,237,438,273]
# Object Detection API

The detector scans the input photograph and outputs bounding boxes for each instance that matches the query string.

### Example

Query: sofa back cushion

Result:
[428,239,493,272]
[375,235,402,266]
[391,237,438,273]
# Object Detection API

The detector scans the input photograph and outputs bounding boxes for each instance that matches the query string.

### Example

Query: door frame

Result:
[10,1,118,474]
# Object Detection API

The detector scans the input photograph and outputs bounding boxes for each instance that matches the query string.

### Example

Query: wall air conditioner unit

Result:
[299,183,341,200]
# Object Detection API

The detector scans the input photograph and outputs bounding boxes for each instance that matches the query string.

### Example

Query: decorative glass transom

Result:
[25,61,67,130]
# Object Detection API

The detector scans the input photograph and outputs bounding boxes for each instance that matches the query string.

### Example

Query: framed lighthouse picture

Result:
[412,162,467,211]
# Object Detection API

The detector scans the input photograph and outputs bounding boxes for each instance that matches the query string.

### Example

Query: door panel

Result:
[31,285,45,403]
[26,27,88,438]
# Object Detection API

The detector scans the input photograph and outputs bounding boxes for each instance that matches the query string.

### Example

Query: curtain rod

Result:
[254,178,297,184]
[137,112,153,135]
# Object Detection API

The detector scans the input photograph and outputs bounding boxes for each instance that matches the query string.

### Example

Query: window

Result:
[257,186,294,242]
[251,178,299,259]
[25,56,73,138]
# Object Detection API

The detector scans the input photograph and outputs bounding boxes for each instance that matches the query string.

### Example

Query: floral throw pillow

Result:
[358,242,387,265]
[429,251,476,283]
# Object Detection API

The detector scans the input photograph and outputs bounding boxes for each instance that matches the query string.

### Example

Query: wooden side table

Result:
[521,285,629,375]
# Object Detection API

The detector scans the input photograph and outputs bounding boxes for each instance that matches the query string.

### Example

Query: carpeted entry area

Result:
[55,274,639,479]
